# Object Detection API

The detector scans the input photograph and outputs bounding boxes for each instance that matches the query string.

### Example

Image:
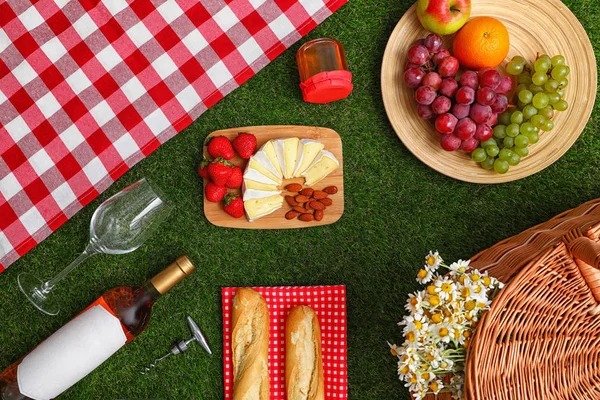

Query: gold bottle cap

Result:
[151,256,195,295]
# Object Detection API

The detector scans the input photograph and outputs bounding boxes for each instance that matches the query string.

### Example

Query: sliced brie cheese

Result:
[244,179,279,192]
[273,139,288,178]
[260,140,283,177]
[243,165,278,185]
[274,138,300,179]
[302,150,340,186]
[248,152,282,184]
[243,192,283,222]
[242,188,281,202]
[293,139,325,177]
[254,150,282,178]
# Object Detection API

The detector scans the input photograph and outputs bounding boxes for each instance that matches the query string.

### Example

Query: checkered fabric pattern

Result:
[222,285,348,399]
[0,0,347,271]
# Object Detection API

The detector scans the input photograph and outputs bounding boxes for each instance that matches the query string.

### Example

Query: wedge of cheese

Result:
[302,150,339,186]
[242,187,283,222]
[244,179,279,192]
[248,151,282,184]
[259,140,283,177]
[274,138,300,179]
[242,188,280,202]
[243,165,278,185]
[293,139,325,177]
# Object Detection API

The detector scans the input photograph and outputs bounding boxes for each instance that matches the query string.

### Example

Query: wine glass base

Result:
[17,273,60,316]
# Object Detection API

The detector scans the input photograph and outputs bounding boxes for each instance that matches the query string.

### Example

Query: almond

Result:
[298,213,314,222]
[293,206,308,213]
[295,195,309,203]
[319,198,333,207]
[324,186,338,194]
[286,210,300,220]
[285,196,299,207]
[300,188,314,197]
[309,200,325,210]
[312,190,328,200]
[314,209,324,221]
[285,183,303,192]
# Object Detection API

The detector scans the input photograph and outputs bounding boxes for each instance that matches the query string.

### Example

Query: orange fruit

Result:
[452,16,510,70]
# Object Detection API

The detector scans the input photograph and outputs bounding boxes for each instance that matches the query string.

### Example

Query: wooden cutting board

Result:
[203,126,344,229]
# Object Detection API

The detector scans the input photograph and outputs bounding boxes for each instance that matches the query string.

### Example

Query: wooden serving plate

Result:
[203,126,344,229]
[381,0,597,184]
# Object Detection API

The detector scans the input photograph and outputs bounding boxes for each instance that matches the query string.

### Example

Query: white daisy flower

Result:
[448,259,470,276]
[416,268,434,284]
[424,250,443,272]
[401,343,420,361]
[423,344,442,366]
[433,276,457,301]
[452,325,470,346]
[405,291,425,313]
[422,372,435,383]
[388,342,402,358]
[429,322,454,344]
[412,387,427,400]
[404,374,422,392]
[423,296,438,310]
[400,313,428,335]
[460,280,481,301]
[397,360,411,377]
[428,379,444,395]
[404,326,421,348]
[438,357,455,371]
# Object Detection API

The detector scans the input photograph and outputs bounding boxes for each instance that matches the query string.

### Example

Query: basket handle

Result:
[564,228,600,314]
[564,228,600,269]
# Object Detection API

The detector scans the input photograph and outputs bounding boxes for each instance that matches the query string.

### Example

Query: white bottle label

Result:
[17,305,127,400]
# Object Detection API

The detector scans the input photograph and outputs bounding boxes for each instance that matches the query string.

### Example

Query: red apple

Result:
[416,0,471,35]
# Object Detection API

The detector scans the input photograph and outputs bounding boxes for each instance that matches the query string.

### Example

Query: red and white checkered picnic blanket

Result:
[222,285,348,399]
[0,0,347,272]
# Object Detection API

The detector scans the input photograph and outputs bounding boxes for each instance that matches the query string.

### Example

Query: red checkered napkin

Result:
[0,0,347,271]
[222,285,348,399]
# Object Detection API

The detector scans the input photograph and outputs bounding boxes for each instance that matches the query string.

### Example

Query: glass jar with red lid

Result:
[296,38,353,104]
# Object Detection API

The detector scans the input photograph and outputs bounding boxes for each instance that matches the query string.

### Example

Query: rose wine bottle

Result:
[0,256,195,400]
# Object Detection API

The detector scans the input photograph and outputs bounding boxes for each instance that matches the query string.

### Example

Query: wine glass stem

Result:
[41,249,93,293]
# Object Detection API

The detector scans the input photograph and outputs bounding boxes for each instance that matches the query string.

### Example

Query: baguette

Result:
[285,306,324,400]
[232,288,270,400]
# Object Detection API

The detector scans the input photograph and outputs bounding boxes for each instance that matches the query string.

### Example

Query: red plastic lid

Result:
[299,71,353,104]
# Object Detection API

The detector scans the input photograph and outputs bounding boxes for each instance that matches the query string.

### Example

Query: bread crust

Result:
[232,288,270,400]
[285,306,324,400]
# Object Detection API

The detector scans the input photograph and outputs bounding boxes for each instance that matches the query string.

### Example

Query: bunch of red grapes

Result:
[404,34,513,152]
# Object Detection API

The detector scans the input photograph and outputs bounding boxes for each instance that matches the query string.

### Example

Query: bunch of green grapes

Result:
[472,54,570,174]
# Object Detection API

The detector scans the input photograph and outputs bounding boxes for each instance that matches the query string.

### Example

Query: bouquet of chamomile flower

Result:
[389,252,504,400]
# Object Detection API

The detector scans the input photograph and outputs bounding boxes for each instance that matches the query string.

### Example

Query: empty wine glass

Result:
[18,178,172,316]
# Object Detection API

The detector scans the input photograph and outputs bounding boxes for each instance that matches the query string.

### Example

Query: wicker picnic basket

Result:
[425,198,600,400]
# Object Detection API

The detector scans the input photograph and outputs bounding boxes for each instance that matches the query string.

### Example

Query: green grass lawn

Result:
[1,0,599,399]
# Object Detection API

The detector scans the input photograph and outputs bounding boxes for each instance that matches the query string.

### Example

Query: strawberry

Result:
[205,182,227,202]
[208,157,233,186]
[223,193,244,218]
[197,157,212,179]
[207,136,235,160]
[225,166,243,189]
[232,132,257,159]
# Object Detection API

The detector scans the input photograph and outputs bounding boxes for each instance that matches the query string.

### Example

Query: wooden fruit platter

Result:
[203,126,344,229]
[381,0,597,184]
